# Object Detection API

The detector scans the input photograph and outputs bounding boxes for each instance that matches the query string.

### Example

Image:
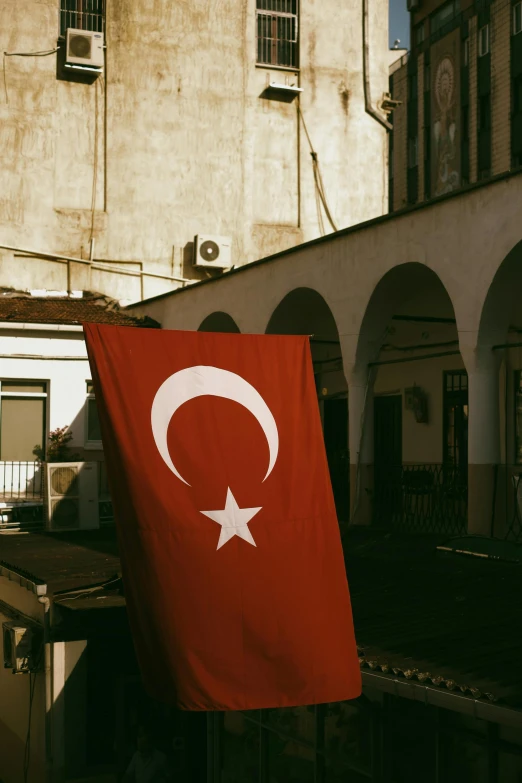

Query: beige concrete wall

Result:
[0,0,389,303]
[374,353,465,463]
[0,580,46,783]
[491,0,512,175]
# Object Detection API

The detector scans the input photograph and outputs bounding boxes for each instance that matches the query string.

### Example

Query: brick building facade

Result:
[389,0,522,211]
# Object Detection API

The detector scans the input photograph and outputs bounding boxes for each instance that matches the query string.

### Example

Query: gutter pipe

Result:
[362,0,393,131]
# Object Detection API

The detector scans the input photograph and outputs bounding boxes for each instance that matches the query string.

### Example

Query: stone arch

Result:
[350,262,465,531]
[198,311,241,333]
[266,287,349,525]
[353,263,459,373]
[474,240,522,537]
[477,239,522,353]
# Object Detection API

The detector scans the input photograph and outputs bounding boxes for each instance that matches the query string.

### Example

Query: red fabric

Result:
[84,324,361,711]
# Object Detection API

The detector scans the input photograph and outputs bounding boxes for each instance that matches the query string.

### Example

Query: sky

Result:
[389,0,410,50]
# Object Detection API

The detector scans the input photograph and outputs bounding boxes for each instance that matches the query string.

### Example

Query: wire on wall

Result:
[2,48,59,105]
[90,75,103,247]
[297,100,339,234]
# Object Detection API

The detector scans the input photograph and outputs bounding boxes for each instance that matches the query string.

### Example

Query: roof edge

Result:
[127,167,522,310]
[0,560,47,596]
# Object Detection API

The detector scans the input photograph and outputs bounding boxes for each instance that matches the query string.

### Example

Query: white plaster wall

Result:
[374,353,466,464]
[0,0,389,303]
[0,329,98,455]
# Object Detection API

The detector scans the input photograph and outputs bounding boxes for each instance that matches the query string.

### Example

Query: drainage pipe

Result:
[362,0,393,131]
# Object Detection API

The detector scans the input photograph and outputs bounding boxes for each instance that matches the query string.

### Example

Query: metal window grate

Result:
[256,0,298,69]
[60,0,105,36]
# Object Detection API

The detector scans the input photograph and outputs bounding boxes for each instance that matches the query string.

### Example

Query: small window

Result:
[408,136,419,168]
[60,0,105,37]
[514,2,522,35]
[408,71,418,100]
[478,93,491,131]
[430,0,460,35]
[256,0,298,69]
[0,380,47,461]
[514,74,522,114]
[478,24,490,57]
[85,381,102,448]
[463,37,469,66]
[415,23,425,45]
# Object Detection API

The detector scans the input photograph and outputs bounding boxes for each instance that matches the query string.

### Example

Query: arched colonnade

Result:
[196,241,522,539]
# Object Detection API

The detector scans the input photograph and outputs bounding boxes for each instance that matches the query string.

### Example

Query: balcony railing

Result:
[0,460,114,532]
[373,464,467,535]
[0,461,43,501]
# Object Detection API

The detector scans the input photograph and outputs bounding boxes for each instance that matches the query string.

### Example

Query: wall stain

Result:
[339,82,350,115]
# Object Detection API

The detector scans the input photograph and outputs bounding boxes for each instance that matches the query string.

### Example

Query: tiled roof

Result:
[0,294,159,328]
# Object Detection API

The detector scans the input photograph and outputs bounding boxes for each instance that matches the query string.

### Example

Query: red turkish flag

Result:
[84,324,361,710]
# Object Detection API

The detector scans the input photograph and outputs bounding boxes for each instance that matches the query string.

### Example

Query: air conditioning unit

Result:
[46,462,99,532]
[193,235,232,270]
[406,0,419,9]
[65,28,104,69]
[3,623,33,673]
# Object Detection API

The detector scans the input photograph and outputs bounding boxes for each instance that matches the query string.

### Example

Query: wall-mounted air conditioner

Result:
[193,235,232,270]
[46,462,99,532]
[3,623,34,673]
[65,29,104,70]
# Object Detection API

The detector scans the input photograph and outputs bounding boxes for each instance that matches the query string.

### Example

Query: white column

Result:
[348,368,374,525]
[466,351,501,535]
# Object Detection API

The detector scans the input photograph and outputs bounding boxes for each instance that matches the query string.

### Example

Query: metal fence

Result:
[506,473,522,542]
[60,0,105,35]
[0,461,43,501]
[373,464,467,535]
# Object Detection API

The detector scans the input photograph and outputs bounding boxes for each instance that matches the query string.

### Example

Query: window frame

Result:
[256,0,299,71]
[59,0,105,37]
[514,371,522,464]
[514,2,522,35]
[84,380,103,450]
[0,380,48,461]
[463,37,470,67]
[478,23,490,57]
[407,135,419,169]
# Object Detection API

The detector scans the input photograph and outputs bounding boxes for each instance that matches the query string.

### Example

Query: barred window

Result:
[256,0,299,69]
[60,0,105,36]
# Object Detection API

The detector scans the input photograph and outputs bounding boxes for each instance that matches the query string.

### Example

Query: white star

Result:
[201,488,262,550]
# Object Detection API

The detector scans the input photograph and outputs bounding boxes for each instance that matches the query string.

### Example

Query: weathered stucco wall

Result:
[0,581,46,783]
[0,0,390,302]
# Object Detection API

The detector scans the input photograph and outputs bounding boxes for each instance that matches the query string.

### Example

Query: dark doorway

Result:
[373,395,403,524]
[443,371,468,477]
[323,397,349,523]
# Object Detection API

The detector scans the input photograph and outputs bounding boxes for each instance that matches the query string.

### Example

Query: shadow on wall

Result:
[198,312,241,333]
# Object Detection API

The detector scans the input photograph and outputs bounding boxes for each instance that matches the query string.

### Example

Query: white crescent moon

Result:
[151,365,279,487]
